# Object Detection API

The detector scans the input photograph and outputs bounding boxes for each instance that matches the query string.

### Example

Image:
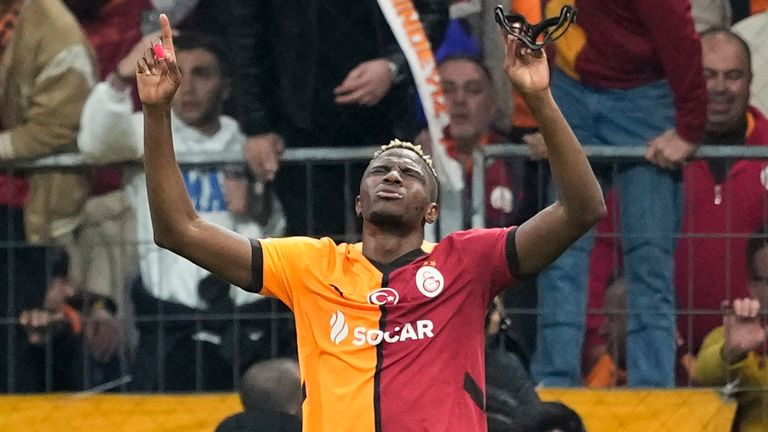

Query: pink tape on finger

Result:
[153,43,165,60]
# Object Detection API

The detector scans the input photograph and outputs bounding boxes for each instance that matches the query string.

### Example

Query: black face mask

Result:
[493,4,578,51]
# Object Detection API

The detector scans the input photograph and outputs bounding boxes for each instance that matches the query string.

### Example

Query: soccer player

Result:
[136,14,605,431]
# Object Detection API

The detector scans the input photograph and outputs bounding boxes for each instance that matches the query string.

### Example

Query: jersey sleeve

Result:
[251,236,329,310]
[450,227,520,299]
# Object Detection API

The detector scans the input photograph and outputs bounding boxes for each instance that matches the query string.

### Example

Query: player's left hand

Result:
[334,59,393,106]
[503,36,549,95]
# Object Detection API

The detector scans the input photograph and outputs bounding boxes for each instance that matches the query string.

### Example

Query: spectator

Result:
[64,0,155,356]
[584,28,768,377]
[417,54,531,228]
[532,0,707,388]
[0,0,94,253]
[485,296,587,432]
[78,31,291,391]
[216,358,302,432]
[584,274,696,388]
[0,0,95,392]
[733,6,768,115]
[227,0,448,238]
[15,247,123,392]
[694,227,768,432]
[584,276,628,388]
[65,0,231,359]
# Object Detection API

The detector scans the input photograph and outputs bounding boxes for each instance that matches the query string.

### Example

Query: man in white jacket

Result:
[78,31,290,391]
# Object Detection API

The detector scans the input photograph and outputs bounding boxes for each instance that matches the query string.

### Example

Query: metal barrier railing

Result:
[472,144,768,227]
[1,143,767,394]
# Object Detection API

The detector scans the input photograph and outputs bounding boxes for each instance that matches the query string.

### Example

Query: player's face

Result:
[357,149,438,228]
[172,48,229,132]
[702,34,751,136]
[440,59,497,147]
[748,245,768,308]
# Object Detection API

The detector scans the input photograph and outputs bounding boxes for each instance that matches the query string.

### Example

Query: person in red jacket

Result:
[532,0,708,388]
[584,28,768,385]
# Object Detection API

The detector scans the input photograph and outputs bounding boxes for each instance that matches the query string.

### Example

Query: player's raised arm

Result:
[138,14,254,289]
[503,36,606,275]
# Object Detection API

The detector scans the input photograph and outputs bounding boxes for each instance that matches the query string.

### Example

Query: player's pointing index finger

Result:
[159,13,174,53]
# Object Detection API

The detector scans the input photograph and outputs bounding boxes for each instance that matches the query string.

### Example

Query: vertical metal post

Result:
[471,148,487,228]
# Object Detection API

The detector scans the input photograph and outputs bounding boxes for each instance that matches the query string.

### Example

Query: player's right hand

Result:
[136,14,182,108]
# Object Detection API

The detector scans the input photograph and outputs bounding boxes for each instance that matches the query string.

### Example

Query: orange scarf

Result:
[752,0,768,15]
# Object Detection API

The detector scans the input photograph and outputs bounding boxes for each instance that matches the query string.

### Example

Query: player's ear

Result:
[355,195,362,217]
[424,202,439,224]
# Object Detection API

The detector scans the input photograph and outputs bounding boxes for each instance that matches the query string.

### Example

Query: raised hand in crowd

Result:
[721,298,767,364]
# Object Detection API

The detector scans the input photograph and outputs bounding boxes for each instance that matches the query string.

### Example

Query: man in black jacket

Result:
[227,0,448,237]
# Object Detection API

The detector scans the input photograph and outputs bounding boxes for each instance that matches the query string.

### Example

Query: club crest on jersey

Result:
[416,265,444,298]
[367,287,400,306]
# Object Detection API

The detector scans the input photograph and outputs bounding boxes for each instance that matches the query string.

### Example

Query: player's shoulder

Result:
[436,227,515,246]
[260,235,341,254]
[263,236,373,263]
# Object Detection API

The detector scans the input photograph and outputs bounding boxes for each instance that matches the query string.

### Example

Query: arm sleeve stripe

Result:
[250,238,264,293]
[505,227,536,280]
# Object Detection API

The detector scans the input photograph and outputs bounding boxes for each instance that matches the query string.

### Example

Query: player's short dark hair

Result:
[239,358,301,415]
[173,31,231,78]
[372,139,440,202]
[747,225,768,281]
[700,27,752,76]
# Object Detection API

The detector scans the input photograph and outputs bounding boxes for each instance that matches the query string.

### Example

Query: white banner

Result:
[378,0,467,238]
[376,0,464,193]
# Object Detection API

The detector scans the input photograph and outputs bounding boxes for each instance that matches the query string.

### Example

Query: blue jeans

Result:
[531,70,682,387]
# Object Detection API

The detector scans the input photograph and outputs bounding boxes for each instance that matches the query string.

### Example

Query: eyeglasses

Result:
[493,4,577,51]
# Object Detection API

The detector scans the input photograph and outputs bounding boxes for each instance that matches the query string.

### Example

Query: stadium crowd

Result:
[0,0,767,431]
